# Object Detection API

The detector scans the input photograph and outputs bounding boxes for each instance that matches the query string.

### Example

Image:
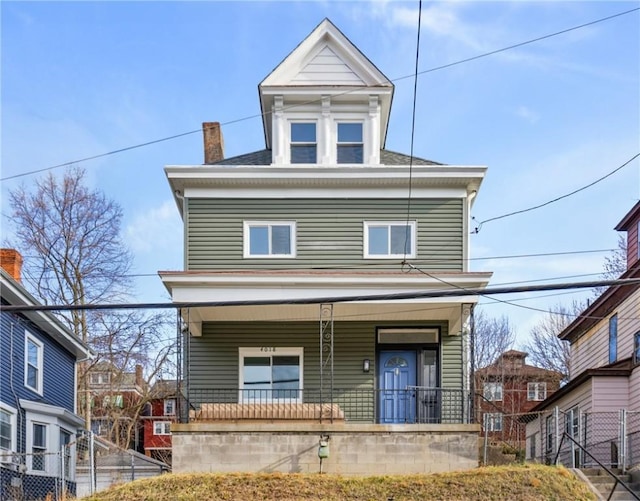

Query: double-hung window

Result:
[483,382,503,401]
[364,221,416,258]
[164,399,176,416]
[25,333,43,394]
[244,221,296,258]
[337,122,363,163]
[32,423,47,471]
[239,348,303,403]
[154,422,171,435]
[527,382,547,401]
[60,429,72,478]
[291,122,317,163]
[0,409,13,454]
[634,331,640,365]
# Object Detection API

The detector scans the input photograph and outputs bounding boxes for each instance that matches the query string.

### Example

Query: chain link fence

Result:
[1,431,169,500]
[524,407,640,472]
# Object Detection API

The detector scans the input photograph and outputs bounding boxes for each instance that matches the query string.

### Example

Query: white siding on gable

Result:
[591,377,629,412]
[292,46,365,85]
[571,288,640,378]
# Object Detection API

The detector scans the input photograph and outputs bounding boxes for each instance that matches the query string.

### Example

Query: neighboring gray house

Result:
[161,18,492,475]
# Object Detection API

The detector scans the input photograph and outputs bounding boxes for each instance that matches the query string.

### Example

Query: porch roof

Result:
[159,269,491,336]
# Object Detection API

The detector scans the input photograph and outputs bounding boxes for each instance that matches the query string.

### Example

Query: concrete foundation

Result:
[172,422,480,475]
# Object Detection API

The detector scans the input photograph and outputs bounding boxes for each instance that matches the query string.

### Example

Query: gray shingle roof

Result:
[209,149,443,166]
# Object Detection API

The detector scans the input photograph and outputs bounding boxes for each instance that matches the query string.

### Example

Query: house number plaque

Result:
[260,347,276,352]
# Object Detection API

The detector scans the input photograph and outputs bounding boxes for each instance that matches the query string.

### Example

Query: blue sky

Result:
[2,1,639,345]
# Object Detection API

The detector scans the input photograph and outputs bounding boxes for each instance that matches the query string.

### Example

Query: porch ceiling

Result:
[159,270,491,336]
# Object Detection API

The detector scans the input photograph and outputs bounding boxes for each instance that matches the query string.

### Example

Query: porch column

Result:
[319,303,334,423]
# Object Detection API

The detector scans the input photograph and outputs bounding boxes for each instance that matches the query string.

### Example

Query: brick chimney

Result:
[0,249,23,282]
[203,122,224,164]
[135,364,144,388]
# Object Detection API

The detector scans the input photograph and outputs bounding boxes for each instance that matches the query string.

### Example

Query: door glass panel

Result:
[422,350,437,387]
[385,356,408,368]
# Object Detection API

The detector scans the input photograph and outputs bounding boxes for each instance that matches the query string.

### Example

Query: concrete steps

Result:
[579,468,640,501]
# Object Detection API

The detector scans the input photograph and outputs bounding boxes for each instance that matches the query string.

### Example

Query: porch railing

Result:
[182,387,472,425]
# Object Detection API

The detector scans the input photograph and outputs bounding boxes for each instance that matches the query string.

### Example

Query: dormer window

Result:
[337,122,363,164]
[290,123,316,163]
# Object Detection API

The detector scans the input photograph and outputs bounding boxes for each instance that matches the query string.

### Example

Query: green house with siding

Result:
[161,19,492,475]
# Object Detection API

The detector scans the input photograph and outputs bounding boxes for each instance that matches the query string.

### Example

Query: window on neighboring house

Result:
[164,399,176,416]
[609,314,618,364]
[634,331,640,365]
[25,333,43,394]
[244,221,296,258]
[102,394,124,408]
[90,373,111,385]
[527,382,547,401]
[154,421,171,435]
[0,409,13,453]
[32,423,47,471]
[290,122,317,163]
[483,382,503,401]
[60,429,72,478]
[364,221,416,258]
[239,348,303,402]
[337,122,363,163]
[484,413,502,432]
[546,415,554,453]
[529,433,537,460]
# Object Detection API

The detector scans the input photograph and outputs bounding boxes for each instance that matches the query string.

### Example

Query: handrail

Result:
[555,432,639,501]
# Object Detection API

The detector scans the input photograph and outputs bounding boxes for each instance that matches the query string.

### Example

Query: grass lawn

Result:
[81,464,596,501]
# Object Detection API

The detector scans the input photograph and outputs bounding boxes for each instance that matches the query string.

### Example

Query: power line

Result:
[2,7,637,182]
[3,276,640,313]
[474,153,640,231]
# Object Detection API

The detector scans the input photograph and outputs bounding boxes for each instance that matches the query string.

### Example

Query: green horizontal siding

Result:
[186,198,463,271]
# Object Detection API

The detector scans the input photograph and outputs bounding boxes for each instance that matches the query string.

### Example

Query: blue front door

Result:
[378,351,417,423]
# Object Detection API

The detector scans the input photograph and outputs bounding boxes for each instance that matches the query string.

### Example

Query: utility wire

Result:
[474,152,640,231]
[4,276,640,313]
[2,7,637,182]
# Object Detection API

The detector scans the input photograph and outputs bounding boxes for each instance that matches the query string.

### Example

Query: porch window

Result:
[32,423,47,471]
[60,429,72,479]
[364,221,416,258]
[291,122,317,163]
[244,221,296,258]
[154,421,171,435]
[239,348,303,402]
[609,314,618,364]
[483,382,503,401]
[527,382,547,401]
[337,122,363,163]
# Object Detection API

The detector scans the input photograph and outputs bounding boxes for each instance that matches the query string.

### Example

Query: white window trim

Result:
[527,382,547,401]
[0,403,18,463]
[153,421,171,436]
[24,332,44,395]
[164,399,176,416]
[238,347,304,403]
[243,221,297,258]
[363,221,417,259]
[483,382,503,402]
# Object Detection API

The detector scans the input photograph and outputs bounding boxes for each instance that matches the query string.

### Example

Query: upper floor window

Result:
[337,122,363,164]
[364,221,416,258]
[164,399,176,416]
[90,372,111,385]
[290,122,317,163]
[634,331,640,366]
[527,382,547,401]
[25,333,43,394]
[244,221,296,258]
[484,413,502,432]
[483,382,503,401]
[609,314,618,364]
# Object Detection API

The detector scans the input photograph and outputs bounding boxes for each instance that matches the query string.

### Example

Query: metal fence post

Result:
[621,409,627,474]
[89,431,95,495]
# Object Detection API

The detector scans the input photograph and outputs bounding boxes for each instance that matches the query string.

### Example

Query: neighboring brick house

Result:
[475,350,562,446]
[142,380,177,465]
[87,361,145,451]
[1,249,91,499]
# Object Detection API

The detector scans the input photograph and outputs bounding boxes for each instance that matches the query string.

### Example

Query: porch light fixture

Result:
[363,359,370,373]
